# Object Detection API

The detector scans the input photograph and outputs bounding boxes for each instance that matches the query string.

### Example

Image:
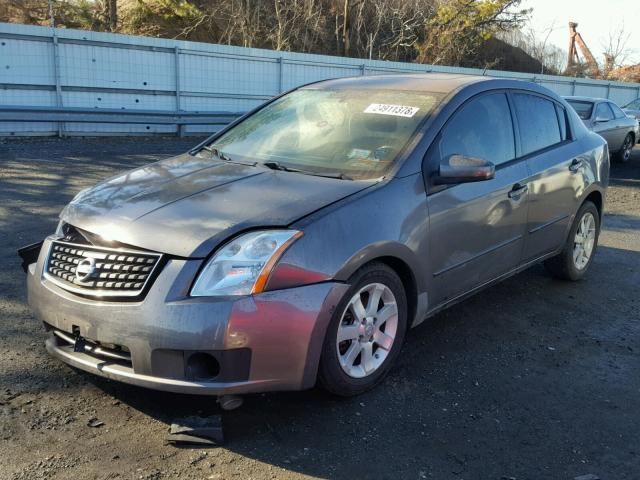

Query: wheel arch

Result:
[583,189,603,220]
[334,242,425,328]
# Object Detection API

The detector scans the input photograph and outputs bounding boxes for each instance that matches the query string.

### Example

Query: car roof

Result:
[305,73,492,94]
[564,96,609,103]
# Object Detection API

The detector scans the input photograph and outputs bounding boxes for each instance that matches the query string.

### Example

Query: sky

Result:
[521,0,640,65]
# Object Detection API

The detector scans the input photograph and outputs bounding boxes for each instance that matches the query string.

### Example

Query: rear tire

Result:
[615,133,634,163]
[543,201,600,281]
[318,262,408,396]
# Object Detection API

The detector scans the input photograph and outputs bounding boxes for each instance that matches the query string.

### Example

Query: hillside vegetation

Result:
[1,0,554,73]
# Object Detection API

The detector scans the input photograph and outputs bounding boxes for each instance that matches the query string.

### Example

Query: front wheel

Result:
[543,201,600,281]
[318,262,408,396]
[615,133,634,163]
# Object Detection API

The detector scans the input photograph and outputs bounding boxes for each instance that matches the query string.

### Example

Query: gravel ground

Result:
[1,137,639,480]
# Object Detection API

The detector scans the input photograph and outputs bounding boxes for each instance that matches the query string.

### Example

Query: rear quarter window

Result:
[556,104,568,141]
[513,93,562,155]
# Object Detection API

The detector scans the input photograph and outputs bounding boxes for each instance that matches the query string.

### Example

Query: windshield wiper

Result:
[262,161,351,180]
[200,146,256,166]
[201,145,229,160]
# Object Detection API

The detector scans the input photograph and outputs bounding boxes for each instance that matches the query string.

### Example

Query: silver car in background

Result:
[565,96,638,162]
[622,97,640,123]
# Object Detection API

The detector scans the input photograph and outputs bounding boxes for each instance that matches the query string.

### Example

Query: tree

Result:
[415,0,529,67]
[106,0,117,31]
[498,24,566,74]
[601,23,636,79]
[1,0,545,74]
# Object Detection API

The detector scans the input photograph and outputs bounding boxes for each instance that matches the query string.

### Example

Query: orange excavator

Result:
[566,22,600,78]
[565,22,640,82]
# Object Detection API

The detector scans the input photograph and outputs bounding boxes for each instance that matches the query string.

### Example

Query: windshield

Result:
[567,100,594,120]
[206,88,443,180]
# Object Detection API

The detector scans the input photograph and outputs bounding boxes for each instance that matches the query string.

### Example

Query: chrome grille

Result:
[44,240,163,298]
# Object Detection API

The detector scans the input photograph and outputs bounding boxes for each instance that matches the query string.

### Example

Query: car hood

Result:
[61,153,375,258]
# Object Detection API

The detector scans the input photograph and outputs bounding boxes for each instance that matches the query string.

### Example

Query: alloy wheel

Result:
[336,283,398,379]
[622,135,632,162]
[573,212,596,270]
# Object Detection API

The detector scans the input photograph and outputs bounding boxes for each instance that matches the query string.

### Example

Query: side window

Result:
[513,93,562,155]
[608,102,626,119]
[594,102,614,121]
[439,93,515,166]
[555,104,568,141]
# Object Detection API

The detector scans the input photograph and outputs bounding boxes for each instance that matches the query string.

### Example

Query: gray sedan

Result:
[23,74,608,403]
[565,96,638,162]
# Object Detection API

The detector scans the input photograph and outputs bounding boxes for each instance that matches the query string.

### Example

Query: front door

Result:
[425,92,529,307]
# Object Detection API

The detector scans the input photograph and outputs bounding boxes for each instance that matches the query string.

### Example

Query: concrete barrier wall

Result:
[1,22,639,136]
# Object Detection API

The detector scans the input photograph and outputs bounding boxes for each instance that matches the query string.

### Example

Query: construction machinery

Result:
[566,22,600,78]
[565,22,640,82]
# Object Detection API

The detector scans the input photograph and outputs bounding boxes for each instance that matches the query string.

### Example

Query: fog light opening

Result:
[186,352,220,381]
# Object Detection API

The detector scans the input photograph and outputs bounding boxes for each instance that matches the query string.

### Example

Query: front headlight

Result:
[191,229,303,297]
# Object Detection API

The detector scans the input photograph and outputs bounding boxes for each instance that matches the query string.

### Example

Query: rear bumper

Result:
[28,237,348,395]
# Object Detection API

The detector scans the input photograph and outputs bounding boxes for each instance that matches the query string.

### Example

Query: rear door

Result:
[512,92,582,261]
[425,92,529,306]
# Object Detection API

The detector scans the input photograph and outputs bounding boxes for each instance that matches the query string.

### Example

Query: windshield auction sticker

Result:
[364,104,420,117]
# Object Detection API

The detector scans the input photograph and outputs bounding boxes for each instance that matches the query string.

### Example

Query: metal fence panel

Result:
[59,43,176,91]
[181,53,279,96]
[1,21,639,137]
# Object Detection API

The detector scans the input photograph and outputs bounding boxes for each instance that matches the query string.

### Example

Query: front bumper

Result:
[27,237,348,395]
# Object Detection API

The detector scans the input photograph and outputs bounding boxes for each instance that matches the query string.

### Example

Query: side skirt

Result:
[414,248,563,325]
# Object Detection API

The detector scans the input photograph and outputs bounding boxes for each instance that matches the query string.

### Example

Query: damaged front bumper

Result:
[26,237,348,395]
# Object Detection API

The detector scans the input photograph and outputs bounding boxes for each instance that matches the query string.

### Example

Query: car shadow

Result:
[79,243,640,479]
[609,145,640,188]
[3,138,639,478]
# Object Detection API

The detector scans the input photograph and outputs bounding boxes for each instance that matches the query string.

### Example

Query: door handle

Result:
[569,158,583,172]
[508,183,528,200]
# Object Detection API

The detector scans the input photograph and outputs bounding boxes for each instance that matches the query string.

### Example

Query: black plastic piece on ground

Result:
[167,415,224,446]
[17,241,43,273]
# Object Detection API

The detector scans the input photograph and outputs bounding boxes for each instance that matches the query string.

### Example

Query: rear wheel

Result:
[544,201,600,281]
[615,133,634,163]
[318,262,407,396]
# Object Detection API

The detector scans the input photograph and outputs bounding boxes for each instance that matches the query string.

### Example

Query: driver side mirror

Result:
[434,154,495,185]
[594,116,609,123]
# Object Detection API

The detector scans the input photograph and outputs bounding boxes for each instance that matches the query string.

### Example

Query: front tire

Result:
[318,262,408,396]
[544,201,600,281]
